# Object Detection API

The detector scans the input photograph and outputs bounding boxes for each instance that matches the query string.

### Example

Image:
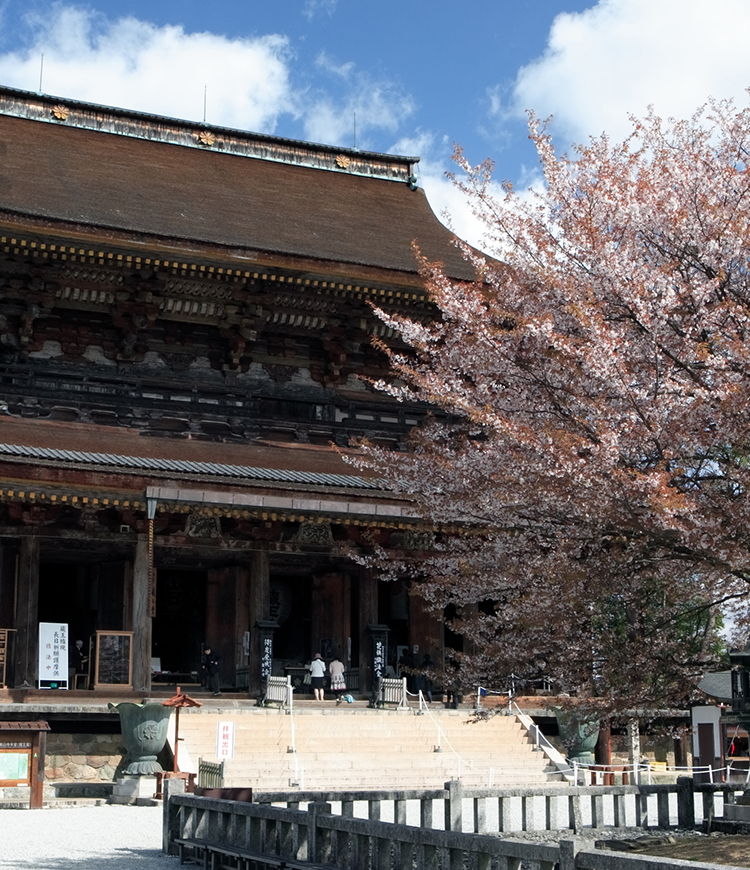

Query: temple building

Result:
[0,85,474,696]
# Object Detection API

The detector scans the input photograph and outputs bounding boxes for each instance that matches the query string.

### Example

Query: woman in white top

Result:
[309,652,326,701]
[329,656,346,703]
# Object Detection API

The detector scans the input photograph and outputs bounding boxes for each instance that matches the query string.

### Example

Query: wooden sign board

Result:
[0,743,31,786]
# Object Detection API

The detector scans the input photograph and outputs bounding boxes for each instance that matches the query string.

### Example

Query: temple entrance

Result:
[270,575,311,663]
[38,561,127,647]
[152,569,207,676]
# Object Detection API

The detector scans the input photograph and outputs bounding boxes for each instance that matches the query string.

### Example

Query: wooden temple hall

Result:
[0,85,474,697]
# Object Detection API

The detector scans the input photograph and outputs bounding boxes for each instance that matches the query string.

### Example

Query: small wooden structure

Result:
[0,720,50,808]
[163,687,202,770]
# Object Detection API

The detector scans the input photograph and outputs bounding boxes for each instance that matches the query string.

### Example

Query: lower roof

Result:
[0,415,369,482]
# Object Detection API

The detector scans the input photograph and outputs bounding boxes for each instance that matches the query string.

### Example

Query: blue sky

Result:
[1,0,750,246]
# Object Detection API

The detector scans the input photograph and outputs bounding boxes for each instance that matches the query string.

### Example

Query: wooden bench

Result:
[175,836,327,870]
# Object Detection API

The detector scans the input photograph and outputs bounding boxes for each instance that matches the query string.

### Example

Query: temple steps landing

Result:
[169,703,564,792]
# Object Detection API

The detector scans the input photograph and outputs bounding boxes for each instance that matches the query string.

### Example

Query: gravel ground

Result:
[0,805,178,869]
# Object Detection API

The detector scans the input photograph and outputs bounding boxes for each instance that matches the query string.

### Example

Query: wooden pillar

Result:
[248,543,270,696]
[233,565,251,682]
[206,565,249,690]
[408,592,443,664]
[30,730,46,809]
[132,534,152,693]
[358,568,378,694]
[595,719,612,765]
[311,572,351,661]
[0,543,17,629]
[14,536,39,688]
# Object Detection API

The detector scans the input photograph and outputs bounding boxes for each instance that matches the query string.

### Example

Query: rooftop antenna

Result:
[353,110,356,150]
[203,84,207,124]
[38,53,44,94]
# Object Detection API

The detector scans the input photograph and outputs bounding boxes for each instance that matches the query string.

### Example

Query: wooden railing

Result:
[197,758,224,789]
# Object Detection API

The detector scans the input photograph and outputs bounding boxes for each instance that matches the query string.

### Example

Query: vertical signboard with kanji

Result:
[38,623,68,689]
[216,721,234,759]
[261,636,273,680]
[368,624,390,682]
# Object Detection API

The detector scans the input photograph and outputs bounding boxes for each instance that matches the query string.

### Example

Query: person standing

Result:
[68,639,88,687]
[329,655,346,704]
[202,647,221,696]
[418,653,435,703]
[308,652,326,701]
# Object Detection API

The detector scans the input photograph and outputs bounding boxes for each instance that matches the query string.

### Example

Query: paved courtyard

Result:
[0,805,176,869]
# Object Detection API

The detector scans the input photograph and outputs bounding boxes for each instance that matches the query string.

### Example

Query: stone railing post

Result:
[558,839,580,870]
[445,780,464,832]
[306,801,332,864]
[162,779,186,856]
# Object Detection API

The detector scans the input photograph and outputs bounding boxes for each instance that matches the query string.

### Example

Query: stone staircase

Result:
[169,703,563,792]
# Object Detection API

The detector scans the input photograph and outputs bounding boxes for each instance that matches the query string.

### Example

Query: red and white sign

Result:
[216,721,234,759]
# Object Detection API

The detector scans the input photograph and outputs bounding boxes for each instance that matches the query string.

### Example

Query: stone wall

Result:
[45,733,125,782]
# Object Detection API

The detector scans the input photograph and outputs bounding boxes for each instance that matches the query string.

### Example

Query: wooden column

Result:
[14,536,39,688]
[30,730,46,809]
[595,719,612,765]
[358,568,378,694]
[408,592,443,664]
[132,534,152,693]
[248,543,270,695]
[206,565,249,690]
[311,572,351,661]
[233,565,251,683]
[0,543,17,629]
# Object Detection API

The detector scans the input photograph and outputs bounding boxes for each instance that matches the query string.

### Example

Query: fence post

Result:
[676,776,695,830]
[306,801,332,864]
[558,839,580,870]
[162,777,186,856]
[445,780,464,832]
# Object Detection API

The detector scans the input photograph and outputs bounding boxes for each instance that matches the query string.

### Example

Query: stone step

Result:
[170,708,559,791]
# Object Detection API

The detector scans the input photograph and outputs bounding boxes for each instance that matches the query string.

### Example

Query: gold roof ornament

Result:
[335,154,351,169]
[52,105,69,121]
[197,130,216,147]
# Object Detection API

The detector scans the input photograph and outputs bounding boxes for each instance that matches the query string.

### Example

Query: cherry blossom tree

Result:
[355,99,750,715]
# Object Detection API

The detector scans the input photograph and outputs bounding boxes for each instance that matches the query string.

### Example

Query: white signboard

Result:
[217,721,234,759]
[38,622,69,689]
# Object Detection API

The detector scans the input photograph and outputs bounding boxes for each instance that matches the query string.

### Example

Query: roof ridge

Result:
[0,85,419,184]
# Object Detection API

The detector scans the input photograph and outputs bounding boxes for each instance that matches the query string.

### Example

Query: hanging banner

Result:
[217,721,234,759]
[38,622,68,689]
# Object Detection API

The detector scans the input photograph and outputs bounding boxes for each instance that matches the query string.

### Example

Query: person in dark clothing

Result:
[202,647,221,695]
[68,639,88,686]
[418,653,435,703]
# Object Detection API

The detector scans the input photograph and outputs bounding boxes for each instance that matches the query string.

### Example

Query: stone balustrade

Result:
[163,780,749,870]
[253,778,743,834]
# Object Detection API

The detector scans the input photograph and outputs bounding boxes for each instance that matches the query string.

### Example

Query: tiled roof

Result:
[0,441,378,490]
[0,97,476,281]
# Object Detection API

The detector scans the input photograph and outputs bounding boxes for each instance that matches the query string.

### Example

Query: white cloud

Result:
[0,6,296,132]
[303,0,340,21]
[393,132,511,253]
[315,51,355,79]
[510,0,750,149]
[304,77,414,149]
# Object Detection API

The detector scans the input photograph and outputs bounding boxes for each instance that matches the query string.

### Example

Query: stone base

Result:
[724,802,750,822]
[109,775,158,806]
